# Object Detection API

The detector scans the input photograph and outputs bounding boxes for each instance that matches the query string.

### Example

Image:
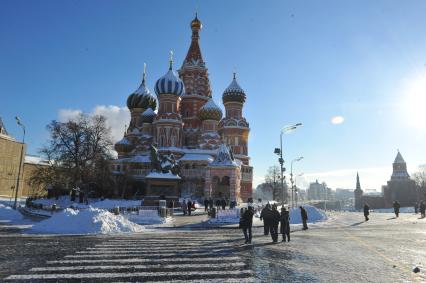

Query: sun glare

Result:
[401,74,426,129]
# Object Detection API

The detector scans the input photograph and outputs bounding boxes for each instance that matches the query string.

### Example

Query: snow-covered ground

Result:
[372,207,415,213]
[0,203,32,224]
[30,207,144,235]
[126,210,168,225]
[208,209,240,224]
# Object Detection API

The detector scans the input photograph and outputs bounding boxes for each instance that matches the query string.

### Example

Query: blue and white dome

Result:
[155,60,185,97]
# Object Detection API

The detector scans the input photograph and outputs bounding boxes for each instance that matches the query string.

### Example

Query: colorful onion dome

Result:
[155,52,185,97]
[140,107,156,123]
[198,98,223,121]
[127,64,157,110]
[222,73,246,104]
[114,137,134,153]
[191,13,202,31]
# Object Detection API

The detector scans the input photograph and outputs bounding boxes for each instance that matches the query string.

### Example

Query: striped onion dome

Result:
[114,137,134,153]
[127,67,157,111]
[155,60,185,97]
[198,98,223,121]
[140,107,156,123]
[222,73,246,104]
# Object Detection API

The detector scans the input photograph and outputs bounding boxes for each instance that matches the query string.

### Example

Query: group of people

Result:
[202,198,238,213]
[239,203,309,244]
[363,200,426,221]
[181,199,194,216]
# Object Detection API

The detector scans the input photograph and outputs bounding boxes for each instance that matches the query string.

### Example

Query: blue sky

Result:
[1,0,426,190]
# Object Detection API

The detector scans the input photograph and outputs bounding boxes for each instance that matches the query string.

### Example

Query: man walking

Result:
[187,199,192,216]
[240,206,254,244]
[271,204,280,242]
[280,206,290,242]
[364,203,370,221]
[260,203,272,235]
[393,200,400,218]
[204,198,209,212]
[181,199,187,216]
[420,201,426,218]
[221,198,227,210]
[300,206,308,230]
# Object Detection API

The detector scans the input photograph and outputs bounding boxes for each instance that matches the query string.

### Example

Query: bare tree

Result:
[31,114,114,200]
[413,167,426,189]
[265,165,281,201]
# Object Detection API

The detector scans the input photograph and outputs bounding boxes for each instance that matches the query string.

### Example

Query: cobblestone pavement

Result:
[1,212,426,282]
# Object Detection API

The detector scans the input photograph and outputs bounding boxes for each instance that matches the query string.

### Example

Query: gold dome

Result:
[191,13,202,30]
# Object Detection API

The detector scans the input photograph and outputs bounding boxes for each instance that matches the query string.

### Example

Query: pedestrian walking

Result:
[221,198,227,210]
[239,206,254,244]
[280,207,290,242]
[414,202,418,214]
[215,199,221,210]
[260,203,272,235]
[271,204,280,243]
[364,203,370,221]
[393,200,400,218]
[420,201,426,218]
[204,198,209,212]
[182,199,187,215]
[187,199,192,216]
[300,206,308,230]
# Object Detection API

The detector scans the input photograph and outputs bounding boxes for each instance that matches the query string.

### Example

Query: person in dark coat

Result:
[221,198,227,210]
[363,203,370,221]
[280,207,290,242]
[204,199,209,212]
[215,199,221,210]
[187,199,192,216]
[393,201,400,218]
[240,206,254,244]
[420,201,426,218]
[300,206,308,230]
[271,204,280,242]
[260,203,272,235]
[209,198,214,210]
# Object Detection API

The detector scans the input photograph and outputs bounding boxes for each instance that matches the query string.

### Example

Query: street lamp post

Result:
[274,123,302,204]
[290,156,303,208]
[13,116,25,209]
[295,172,304,207]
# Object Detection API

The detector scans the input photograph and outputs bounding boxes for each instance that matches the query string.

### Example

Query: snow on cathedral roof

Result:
[210,143,238,167]
[179,153,213,162]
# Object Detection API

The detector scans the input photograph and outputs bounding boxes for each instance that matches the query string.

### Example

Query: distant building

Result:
[307,180,334,201]
[335,188,354,201]
[354,151,420,209]
[0,116,49,198]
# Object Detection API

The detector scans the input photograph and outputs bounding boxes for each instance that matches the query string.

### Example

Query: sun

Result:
[401,73,426,129]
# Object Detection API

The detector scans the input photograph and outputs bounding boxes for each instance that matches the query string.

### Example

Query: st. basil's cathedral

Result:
[112,15,253,203]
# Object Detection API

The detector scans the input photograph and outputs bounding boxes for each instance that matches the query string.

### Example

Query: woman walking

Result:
[280,207,290,242]
[240,206,254,244]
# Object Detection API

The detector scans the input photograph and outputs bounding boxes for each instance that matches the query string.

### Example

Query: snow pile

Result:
[31,197,142,210]
[373,207,414,213]
[0,203,26,223]
[209,209,240,224]
[126,210,167,225]
[288,205,327,224]
[30,207,143,234]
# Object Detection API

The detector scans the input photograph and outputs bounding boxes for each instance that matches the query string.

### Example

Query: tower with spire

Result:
[178,14,213,148]
[354,172,364,210]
